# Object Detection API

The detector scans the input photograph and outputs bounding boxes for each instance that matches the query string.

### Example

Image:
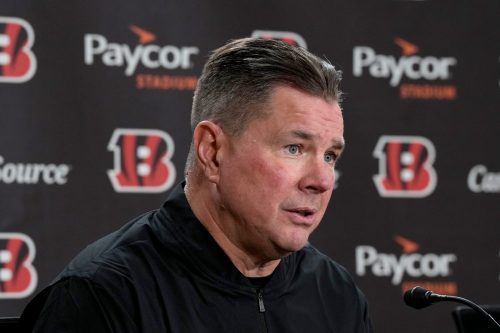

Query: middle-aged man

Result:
[22,37,373,332]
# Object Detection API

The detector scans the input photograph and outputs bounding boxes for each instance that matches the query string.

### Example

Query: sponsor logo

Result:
[84,25,199,90]
[356,235,458,295]
[373,135,437,198]
[468,165,500,193]
[0,16,36,83]
[353,37,457,100]
[0,233,37,298]
[251,30,307,49]
[108,128,176,193]
[0,155,71,185]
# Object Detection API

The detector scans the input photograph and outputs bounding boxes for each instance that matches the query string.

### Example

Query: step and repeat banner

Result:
[0,1,499,331]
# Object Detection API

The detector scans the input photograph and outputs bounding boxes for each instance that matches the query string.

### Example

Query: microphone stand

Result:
[435,294,500,331]
[405,287,500,331]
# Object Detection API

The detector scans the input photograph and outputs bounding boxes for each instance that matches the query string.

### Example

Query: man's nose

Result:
[299,157,334,194]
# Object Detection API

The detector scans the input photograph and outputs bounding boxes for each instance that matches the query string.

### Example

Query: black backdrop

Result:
[0,1,499,332]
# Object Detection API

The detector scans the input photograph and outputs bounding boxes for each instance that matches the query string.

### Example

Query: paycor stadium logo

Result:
[84,25,199,90]
[356,235,458,295]
[353,37,457,100]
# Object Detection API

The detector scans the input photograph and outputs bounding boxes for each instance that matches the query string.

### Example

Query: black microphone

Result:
[404,286,500,331]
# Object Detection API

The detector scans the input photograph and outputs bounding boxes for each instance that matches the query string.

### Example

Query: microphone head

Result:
[404,286,433,309]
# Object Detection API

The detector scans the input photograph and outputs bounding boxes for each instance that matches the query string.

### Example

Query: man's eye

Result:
[286,145,300,155]
[324,153,336,164]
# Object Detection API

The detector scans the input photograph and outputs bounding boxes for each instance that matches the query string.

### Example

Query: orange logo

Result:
[394,37,419,56]
[129,25,157,44]
[394,235,420,253]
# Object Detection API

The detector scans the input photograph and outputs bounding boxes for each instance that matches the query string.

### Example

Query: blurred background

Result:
[0,1,499,331]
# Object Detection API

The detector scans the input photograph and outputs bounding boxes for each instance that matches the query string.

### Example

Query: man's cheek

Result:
[258,163,288,188]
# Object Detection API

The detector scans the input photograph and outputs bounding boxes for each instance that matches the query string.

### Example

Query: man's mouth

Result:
[288,208,315,217]
[284,207,319,225]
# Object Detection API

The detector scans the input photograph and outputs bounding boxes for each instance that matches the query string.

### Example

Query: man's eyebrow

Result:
[290,130,314,140]
[290,130,345,150]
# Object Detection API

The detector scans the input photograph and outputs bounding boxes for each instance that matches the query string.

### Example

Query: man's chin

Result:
[275,238,309,257]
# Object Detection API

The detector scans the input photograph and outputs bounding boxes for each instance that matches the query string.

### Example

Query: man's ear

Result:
[192,120,225,183]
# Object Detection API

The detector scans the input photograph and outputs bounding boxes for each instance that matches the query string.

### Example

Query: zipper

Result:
[257,289,266,313]
[256,289,267,332]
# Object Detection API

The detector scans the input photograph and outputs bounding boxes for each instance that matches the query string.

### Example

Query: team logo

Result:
[353,37,457,100]
[373,135,437,198]
[251,30,307,49]
[356,235,458,295]
[0,17,36,83]
[108,128,176,193]
[0,233,37,299]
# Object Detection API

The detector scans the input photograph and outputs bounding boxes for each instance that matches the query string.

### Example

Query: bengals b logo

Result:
[0,17,36,83]
[108,128,176,193]
[373,135,437,198]
[251,30,307,49]
[0,233,37,299]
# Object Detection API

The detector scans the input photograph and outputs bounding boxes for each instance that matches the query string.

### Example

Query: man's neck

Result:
[185,181,280,278]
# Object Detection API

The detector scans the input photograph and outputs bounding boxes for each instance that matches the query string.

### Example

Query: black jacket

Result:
[26,183,373,332]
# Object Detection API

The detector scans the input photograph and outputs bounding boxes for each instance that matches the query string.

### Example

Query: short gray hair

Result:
[186,37,342,173]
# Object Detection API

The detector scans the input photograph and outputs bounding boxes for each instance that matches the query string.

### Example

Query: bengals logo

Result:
[0,17,36,83]
[251,30,307,49]
[0,233,37,299]
[373,135,437,198]
[108,128,176,193]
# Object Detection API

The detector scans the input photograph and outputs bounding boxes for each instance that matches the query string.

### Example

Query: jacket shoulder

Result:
[60,210,157,281]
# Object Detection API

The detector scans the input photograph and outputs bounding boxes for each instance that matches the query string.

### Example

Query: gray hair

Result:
[185,37,343,173]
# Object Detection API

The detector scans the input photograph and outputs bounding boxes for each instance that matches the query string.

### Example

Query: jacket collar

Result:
[151,182,294,292]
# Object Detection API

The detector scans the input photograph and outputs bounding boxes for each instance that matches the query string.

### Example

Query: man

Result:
[23,38,373,332]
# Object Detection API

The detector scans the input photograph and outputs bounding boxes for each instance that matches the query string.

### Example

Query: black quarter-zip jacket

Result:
[27,183,373,332]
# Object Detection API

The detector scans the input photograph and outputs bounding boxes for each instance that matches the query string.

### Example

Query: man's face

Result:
[216,85,344,259]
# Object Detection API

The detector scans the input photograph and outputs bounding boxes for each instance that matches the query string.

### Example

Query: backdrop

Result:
[0,1,499,332]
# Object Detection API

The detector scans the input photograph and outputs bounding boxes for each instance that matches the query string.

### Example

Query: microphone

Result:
[404,286,500,331]
[403,286,445,309]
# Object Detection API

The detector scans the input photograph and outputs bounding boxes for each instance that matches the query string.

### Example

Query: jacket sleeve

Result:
[31,277,137,333]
